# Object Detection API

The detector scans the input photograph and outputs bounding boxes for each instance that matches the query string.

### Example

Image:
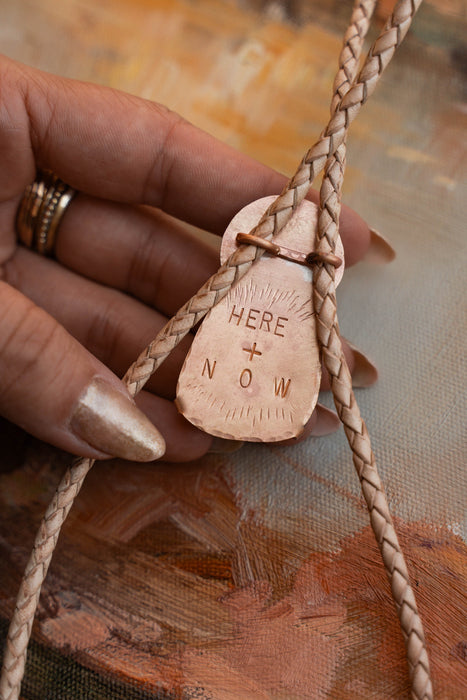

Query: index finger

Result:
[3,56,370,260]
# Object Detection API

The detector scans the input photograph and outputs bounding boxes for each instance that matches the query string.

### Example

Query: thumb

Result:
[0,282,165,461]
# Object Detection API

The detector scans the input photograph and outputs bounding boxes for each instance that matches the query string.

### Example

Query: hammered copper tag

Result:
[176,196,344,442]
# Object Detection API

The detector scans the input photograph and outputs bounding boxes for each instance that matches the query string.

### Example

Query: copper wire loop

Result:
[236,232,281,256]
[16,170,76,256]
[236,232,342,268]
[305,250,343,268]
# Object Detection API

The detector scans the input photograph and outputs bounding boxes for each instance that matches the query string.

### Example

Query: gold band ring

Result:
[16,170,76,256]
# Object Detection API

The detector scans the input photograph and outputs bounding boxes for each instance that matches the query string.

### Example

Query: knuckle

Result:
[125,224,171,307]
[143,107,187,206]
[83,292,126,370]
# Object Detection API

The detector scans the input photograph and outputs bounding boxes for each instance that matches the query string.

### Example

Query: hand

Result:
[0,55,376,463]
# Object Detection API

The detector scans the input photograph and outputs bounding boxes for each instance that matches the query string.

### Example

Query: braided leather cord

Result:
[313,2,433,697]
[0,1,432,698]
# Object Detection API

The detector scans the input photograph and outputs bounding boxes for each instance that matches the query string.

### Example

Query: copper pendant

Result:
[176,196,344,442]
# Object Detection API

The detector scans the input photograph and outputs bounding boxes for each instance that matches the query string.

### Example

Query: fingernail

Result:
[208,437,244,454]
[347,341,379,388]
[363,228,396,264]
[71,378,166,461]
[312,404,341,436]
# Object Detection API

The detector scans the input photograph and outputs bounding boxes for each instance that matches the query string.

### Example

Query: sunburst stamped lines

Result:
[229,281,314,321]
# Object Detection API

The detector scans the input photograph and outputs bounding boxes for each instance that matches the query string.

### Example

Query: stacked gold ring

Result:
[16,170,76,256]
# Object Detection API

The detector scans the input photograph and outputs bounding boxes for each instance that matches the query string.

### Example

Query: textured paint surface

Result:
[0,457,466,697]
[0,0,466,697]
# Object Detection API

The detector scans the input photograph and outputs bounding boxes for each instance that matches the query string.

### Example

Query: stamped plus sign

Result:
[243,343,262,361]
[176,196,344,442]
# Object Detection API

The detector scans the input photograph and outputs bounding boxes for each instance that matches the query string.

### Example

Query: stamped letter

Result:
[274,377,291,398]
[229,306,244,325]
[259,311,273,332]
[239,368,252,388]
[202,359,216,379]
[274,316,288,337]
[245,308,260,329]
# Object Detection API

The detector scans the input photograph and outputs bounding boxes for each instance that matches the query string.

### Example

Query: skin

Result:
[0,55,371,462]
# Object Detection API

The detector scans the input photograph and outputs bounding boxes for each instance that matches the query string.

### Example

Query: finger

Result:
[135,390,212,462]
[55,195,220,318]
[0,282,165,461]
[3,57,370,265]
[6,248,190,399]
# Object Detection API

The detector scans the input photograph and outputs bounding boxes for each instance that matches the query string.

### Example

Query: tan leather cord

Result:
[1,1,432,698]
[314,3,432,698]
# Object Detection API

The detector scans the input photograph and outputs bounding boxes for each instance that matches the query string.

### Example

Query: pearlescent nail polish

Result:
[71,378,166,461]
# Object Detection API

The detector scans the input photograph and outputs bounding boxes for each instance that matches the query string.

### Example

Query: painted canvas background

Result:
[0,0,466,697]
